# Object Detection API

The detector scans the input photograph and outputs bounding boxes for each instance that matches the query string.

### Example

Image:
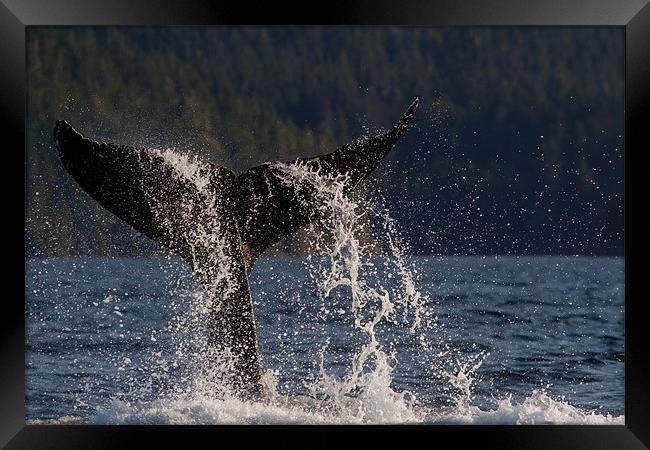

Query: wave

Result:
[27,389,623,425]
[428,390,623,425]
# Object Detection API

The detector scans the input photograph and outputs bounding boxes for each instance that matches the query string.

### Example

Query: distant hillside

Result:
[25,27,624,257]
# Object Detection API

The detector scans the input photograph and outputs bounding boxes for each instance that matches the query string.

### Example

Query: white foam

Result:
[27,416,87,425]
[428,391,624,425]
[78,387,623,425]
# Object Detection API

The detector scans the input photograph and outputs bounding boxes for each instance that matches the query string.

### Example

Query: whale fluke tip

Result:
[408,97,419,113]
[54,120,82,144]
[54,120,69,134]
[391,98,419,136]
[54,119,70,130]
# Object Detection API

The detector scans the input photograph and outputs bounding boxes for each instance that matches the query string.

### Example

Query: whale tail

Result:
[54,98,419,270]
[54,98,419,398]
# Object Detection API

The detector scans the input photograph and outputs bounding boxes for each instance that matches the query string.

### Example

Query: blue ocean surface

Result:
[25,255,624,424]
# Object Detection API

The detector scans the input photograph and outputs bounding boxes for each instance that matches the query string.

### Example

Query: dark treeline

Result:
[25,27,624,257]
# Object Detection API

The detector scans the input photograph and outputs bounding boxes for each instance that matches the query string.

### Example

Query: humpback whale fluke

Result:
[54,98,419,399]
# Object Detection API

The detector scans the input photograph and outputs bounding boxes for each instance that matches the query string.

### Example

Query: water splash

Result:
[36,149,623,425]
[153,148,238,299]
[443,351,488,415]
[271,160,429,422]
[133,148,248,398]
[427,389,623,425]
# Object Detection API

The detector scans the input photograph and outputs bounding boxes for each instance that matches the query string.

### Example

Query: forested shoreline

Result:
[26,27,624,256]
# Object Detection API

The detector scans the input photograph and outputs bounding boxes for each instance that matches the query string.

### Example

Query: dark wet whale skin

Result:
[54,98,419,399]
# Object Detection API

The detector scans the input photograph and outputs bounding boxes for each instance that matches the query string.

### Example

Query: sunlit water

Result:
[26,255,624,424]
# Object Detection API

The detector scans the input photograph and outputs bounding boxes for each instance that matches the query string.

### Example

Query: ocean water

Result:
[26,255,624,424]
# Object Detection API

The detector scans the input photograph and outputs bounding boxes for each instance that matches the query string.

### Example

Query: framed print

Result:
[2,0,649,448]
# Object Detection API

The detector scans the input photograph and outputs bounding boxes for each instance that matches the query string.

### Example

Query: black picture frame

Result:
[2,0,648,448]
